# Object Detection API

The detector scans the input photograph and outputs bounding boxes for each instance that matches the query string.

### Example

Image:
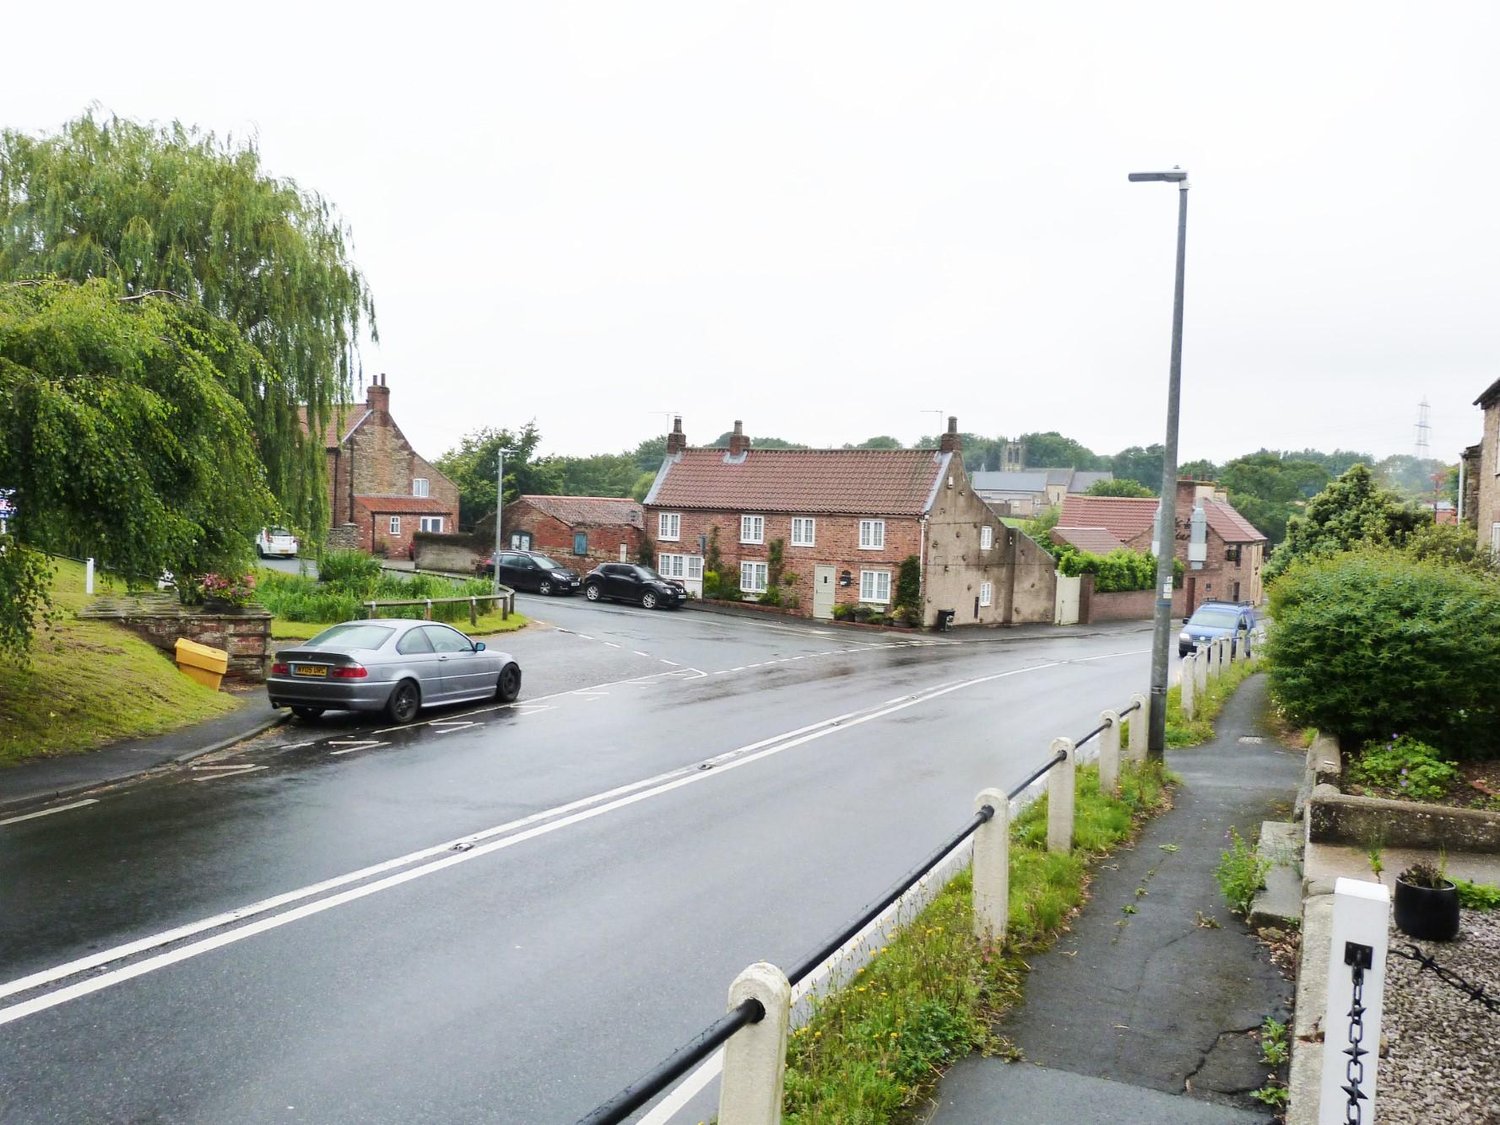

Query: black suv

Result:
[475,550,582,596]
[582,563,688,609]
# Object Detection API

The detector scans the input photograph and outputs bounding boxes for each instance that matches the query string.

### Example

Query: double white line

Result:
[0,663,1059,1028]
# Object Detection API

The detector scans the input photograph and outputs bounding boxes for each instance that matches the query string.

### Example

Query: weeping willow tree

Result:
[0,110,376,540]
[0,279,277,653]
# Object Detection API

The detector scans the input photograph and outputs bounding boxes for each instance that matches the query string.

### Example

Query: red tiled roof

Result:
[647,448,950,516]
[298,404,369,449]
[1051,526,1128,554]
[1202,498,1266,544]
[356,496,451,514]
[1058,496,1157,541]
[518,495,643,527]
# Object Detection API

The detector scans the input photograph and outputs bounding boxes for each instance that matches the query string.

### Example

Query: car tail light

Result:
[332,664,368,679]
[271,662,289,675]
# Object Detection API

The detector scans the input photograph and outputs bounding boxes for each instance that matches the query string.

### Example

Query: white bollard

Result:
[1047,737,1075,853]
[1195,642,1209,693]
[972,788,1010,944]
[1127,693,1147,763]
[719,962,792,1125]
[1319,879,1389,1124]
[1180,654,1196,720]
[1098,709,1121,794]
[85,557,95,595]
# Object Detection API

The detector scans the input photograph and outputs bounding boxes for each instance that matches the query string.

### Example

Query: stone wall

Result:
[80,594,271,683]
[413,530,489,574]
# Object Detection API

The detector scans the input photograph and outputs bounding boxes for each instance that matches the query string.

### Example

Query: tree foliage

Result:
[1217,451,1330,546]
[434,424,549,531]
[1263,465,1430,582]
[1267,550,1500,757]
[0,537,56,658]
[0,110,375,539]
[1019,431,1104,470]
[844,435,904,450]
[0,280,275,646]
[1109,444,1164,490]
[1085,478,1154,498]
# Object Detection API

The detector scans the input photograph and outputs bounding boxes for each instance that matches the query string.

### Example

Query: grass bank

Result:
[0,559,239,765]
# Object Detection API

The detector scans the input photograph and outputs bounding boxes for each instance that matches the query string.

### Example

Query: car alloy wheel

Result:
[386,680,420,724]
[641,591,659,610]
[584,584,602,602]
[496,662,522,703]
[538,580,553,596]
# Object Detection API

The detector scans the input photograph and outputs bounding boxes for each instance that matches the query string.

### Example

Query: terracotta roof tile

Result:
[1051,526,1128,554]
[1202,499,1266,543]
[298,404,369,449]
[1058,495,1158,541]
[519,495,643,527]
[648,448,949,515]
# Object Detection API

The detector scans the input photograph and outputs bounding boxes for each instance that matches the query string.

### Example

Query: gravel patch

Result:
[1375,910,1500,1124]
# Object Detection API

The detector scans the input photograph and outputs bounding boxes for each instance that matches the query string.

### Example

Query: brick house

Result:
[1058,480,1268,611]
[642,417,1056,626]
[1467,377,1500,551]
[301,374,460,557]
[503,495,645,568]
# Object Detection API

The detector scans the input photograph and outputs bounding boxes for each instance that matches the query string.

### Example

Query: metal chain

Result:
[1392,943,1500,1014]
[1343,946,1371,1125]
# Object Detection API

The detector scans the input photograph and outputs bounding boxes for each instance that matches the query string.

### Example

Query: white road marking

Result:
[0,800,99,826]
[328,740,390,756]
[0,660,1084,1024]
[428,721,479,734]
[190,765,267,782]
[633,650,651,658]
[659,659,680,667]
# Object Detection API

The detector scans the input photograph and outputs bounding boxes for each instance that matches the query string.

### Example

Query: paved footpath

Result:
[924,675,1299,1124]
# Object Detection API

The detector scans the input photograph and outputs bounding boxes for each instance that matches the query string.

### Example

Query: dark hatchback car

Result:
[475,550,582,595]
[582,562,688,609]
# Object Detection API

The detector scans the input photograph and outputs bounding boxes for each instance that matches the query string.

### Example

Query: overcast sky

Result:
[7,2,1497,468]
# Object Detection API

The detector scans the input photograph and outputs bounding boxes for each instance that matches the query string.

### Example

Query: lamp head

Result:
[1128,168,1188,183]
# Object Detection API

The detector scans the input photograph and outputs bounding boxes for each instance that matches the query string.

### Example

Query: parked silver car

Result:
[267,619,521,724]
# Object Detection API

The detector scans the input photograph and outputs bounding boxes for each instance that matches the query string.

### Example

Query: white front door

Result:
[813,565,836,620]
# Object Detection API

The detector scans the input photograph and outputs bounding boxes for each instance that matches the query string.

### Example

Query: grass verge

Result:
[1,560,240,764]
[783,759,1172,1123]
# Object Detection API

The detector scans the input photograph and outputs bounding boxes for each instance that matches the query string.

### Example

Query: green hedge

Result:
[1267,549,1500,757]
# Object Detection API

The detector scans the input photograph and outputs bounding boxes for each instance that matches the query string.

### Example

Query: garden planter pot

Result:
[1393,876,1460,941]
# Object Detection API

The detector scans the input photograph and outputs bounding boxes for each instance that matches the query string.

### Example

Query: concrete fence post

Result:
[1319,878,1390,1124]
[972,788,1010,945]
[719,962,792,1125]
[1098,710,1121,794]
[1047,737,1075,853]
[1180,654,1196,720]
[1127,693,1147,762]
[1195,643,1209,693]
[85,557,95,595]
[469,597,478,627]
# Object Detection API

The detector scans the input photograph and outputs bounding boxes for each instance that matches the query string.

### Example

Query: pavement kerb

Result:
[167,710,290,765]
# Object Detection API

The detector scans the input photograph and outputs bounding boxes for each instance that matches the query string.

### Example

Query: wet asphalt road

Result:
[2,599,1156,1123]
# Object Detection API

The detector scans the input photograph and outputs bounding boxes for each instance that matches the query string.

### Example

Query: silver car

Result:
[267,619,521,724]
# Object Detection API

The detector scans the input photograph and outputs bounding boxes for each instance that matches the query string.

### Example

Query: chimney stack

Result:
[367,372,391,415]
[665,415,687,455]
[728,419,750,457]
[938,415,962,453]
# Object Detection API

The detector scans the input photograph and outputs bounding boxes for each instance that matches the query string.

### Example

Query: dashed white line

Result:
[0,800,98,826]
[328,740,390,756]
[190,765,267,782]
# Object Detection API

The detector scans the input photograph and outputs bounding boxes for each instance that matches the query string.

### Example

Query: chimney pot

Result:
[665,415,687,456]
[939,416,962,453]
[728,419,750,457]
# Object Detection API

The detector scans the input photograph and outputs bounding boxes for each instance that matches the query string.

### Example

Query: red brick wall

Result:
[505,500,644,568]
[645,506,921,610]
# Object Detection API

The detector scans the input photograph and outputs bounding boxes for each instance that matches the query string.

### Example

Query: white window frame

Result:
[791,517,816,547]
[859,519,885,550]
[740,514,765,544]
[740,561,768,594]
[980,525,993,550]
[412,477,430,498]
[658,512,681,541]
[388,516,401,536]
[659,553,703,580]
[687,556,703,580]
[1492,523,1500,553]
[419,516,443,533]
[980,581,993,607]
[859,569,891,603]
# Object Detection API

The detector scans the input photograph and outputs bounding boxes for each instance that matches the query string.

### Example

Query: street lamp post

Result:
[493,447,516,596]
[1128,167,1189,763]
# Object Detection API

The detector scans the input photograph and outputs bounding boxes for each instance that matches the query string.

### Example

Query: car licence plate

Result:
[293,664,328,677]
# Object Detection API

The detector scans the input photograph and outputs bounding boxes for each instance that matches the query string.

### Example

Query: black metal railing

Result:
[577,695,1140,1124]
